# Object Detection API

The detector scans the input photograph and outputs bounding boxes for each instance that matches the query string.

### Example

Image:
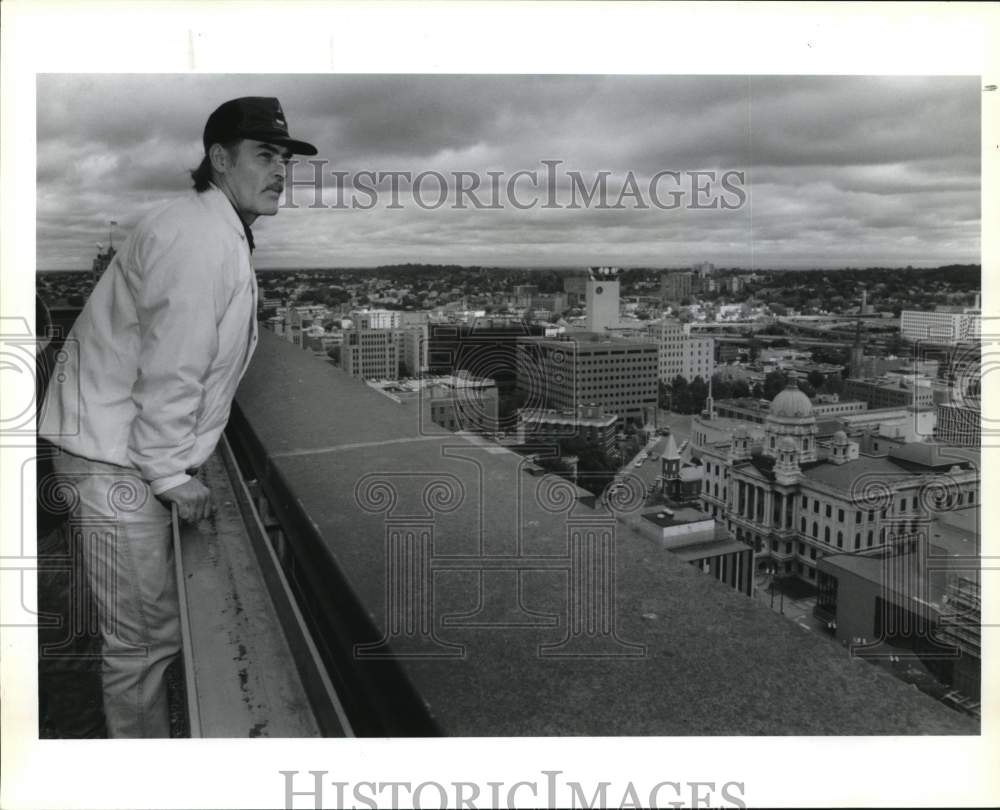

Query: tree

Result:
[763,370,787,400]
[797,380,816,398]
[689,376,709,414]
[670,375,692,414]
[811,346,848,366]
[822,373,845,396]
[807,369,826,390]
[710,373,733,400]
[658,379,673,410]
[537,455,573,477]
[731,379,751,399]
[751,383,765,399]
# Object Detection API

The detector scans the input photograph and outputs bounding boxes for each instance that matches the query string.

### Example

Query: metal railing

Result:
[170,504,202,737]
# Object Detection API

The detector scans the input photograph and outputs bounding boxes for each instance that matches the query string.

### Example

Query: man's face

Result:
[214,139,291,223]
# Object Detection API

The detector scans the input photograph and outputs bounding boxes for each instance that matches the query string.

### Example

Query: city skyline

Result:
[36,74,981,271]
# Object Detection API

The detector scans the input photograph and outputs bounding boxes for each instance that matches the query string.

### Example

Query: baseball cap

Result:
[203,96,317,156]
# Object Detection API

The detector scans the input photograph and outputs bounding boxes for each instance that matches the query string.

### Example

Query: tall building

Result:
[585,266,620,332]
[849,315,866,379]
[516,333,658,426]
[399,324,428,377]
[900,309,980,344]
[427,319,548,428]
[342,323,400,380]
[650,318,714,383]
[351,308,402,329]
[936,403,980,447]
[696,383,980,586]
[91,244,116,287]
[513,284,538,308]
[660,271,693,303]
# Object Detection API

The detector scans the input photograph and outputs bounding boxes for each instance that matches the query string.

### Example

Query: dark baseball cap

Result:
[203,96,317,156]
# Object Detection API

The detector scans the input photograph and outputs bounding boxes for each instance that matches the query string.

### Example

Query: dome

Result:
[833,430,848,445]
[770,383,814,419]
[778,436,798,452]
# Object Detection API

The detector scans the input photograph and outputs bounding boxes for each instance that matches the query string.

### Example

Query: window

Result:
[825,504,832,518]
[812,521,818,538]
[785,542,792,554]
[854,533,861,550]
[798,542,805,555]
[810,547,816,560]
[837,531,843,548]
[969,491,975,505]
[802,496,808,508]
[813,501,819,514]
[868,510,874,522]
[800,517,806,532]
[856,511,862,523]
[867,530,874,547]
[824,527,830,543]
[838,509,844,522]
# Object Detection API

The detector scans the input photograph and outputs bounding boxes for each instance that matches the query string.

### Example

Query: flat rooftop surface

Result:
[232,331,977,736]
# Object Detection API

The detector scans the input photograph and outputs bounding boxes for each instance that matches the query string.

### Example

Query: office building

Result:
[650,318,715,383]
[936,403,980,447]
[399,324,428,377]
[342,324,400,380]
[584,267,621,332]
[660,271,693,303]
[516,333,658,426]
[900,309,980,344]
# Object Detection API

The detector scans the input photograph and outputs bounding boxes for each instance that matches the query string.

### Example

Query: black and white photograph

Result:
[2,2,998,809]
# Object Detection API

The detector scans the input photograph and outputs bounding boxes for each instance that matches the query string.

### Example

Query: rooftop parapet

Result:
[227,330,977,736]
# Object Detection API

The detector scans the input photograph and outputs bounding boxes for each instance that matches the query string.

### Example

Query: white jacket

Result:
[39,185,259,495]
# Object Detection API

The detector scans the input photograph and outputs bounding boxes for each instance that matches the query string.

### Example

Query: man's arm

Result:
[126,224,228,510]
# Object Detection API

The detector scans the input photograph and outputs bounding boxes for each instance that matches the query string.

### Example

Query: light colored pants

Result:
[52,451,180,738]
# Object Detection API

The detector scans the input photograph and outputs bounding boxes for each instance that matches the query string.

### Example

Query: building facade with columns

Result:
[696,383,979,586]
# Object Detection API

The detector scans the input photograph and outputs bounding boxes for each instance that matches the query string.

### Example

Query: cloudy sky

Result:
[36,74,980,270]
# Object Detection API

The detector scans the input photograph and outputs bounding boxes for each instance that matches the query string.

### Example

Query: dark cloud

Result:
[36,74,980,269]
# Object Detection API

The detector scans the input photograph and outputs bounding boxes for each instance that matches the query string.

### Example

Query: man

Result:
[38,97,317,737]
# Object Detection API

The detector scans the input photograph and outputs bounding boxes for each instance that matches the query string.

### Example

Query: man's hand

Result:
[158,477,213,522]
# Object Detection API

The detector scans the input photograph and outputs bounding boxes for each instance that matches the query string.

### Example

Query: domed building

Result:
[763,381,818,463]
[692,378,980,590]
